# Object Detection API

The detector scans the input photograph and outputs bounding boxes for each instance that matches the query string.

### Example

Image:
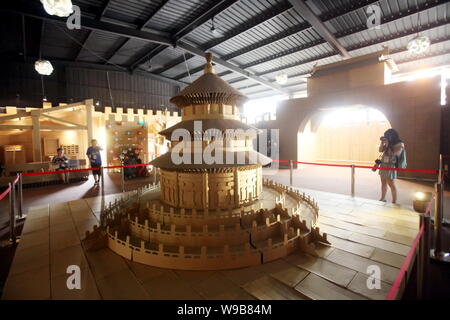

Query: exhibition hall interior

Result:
[0,0,449,302]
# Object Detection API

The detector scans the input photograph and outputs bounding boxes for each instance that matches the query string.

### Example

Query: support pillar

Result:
[202,171,209,209]
[85,99,94,144]
[233,167,239,207]
[31,111,42,162]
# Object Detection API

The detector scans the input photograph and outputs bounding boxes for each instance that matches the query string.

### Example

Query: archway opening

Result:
[297,105,391,165]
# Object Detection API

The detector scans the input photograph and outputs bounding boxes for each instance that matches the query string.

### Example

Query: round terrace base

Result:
[91,180,328,271]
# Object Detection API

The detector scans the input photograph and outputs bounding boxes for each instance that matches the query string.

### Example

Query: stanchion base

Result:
[16,214,27,221]
[430,249,450,264]
[0,237,21,248]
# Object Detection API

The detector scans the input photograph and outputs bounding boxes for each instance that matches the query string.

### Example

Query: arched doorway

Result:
[297,105,391,166]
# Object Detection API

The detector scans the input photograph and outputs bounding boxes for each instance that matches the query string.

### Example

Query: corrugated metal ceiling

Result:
[12,0,450,99]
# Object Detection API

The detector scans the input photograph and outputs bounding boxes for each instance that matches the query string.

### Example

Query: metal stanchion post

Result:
[424,213,431,298]
[418,213,431,299]
[101,167,105,196]
[153,166,157,185]
[417,214,424,299]
[434,183,443,254]
[121,165,125,193]
[351,164,355,197]
[431,181,450,262]
[18,173,24,219]
[8,182,16,244]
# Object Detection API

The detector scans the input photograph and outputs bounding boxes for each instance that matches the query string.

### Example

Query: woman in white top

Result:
[378,129,405,204]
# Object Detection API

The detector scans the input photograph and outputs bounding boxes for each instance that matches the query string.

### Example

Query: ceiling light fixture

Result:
[407,35,430,55]
[407,11,430,55]
[40,0,74,17]
[34,59,54,75]
[275,73,288,85]
[275,56,288,85]
[210,17,221,38]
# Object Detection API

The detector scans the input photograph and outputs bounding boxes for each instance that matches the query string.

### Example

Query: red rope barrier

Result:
[104,163,152,169]
[21,163,152,177]
[12,175,20,185]
[272,160,290,163]
[22,167,97,177]
[386,223,424,300]
[0,185,11,201]
[272,159,438,174]
[293,160,352,168]
[353,164,437,174]
[16,159,437,176]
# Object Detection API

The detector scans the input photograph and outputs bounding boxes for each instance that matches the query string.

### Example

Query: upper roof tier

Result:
[170,53,248,108]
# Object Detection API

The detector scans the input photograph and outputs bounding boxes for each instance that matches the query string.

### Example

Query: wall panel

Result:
[0,62,180,112]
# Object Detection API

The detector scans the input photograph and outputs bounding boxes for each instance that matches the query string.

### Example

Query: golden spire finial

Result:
[204,52,214,74]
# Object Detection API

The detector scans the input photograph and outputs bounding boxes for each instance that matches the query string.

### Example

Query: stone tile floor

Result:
[1,187,421,300]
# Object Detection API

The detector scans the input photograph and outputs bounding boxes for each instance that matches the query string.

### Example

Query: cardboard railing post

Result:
[351,164,355,197]
[121,165,125,193]
[289,160,293,186]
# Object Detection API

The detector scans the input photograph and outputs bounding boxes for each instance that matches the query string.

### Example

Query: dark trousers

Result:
[91,163,102,177]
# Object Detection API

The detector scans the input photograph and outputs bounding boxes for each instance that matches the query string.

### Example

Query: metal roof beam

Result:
[129,46,170,72]
[140,0,171,30]
[257,22,449,78]
[157,1,293,76]
[23,56,188,87]
[287,0,350,58]
[226,2,449,85]
[245,48,450,98]
[97,0,112,18]
[38,19,45,59]
[172,0,379,80]
[198,2,292,52]
[129,48,165,72]
[150,53,195,75]
[21,15,27,61]
[236,0,442,72]
[221,0,378,61]
[104,0,171,64]
[1,2,173,46]
[128,0,240,72]
[172,0,240,43]
[176,41,289,95]
[74,0,112,61]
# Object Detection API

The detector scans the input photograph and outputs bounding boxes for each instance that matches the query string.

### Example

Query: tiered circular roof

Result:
[170,53,248,107]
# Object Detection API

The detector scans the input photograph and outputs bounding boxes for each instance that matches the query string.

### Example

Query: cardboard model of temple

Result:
[88,53,328,270]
